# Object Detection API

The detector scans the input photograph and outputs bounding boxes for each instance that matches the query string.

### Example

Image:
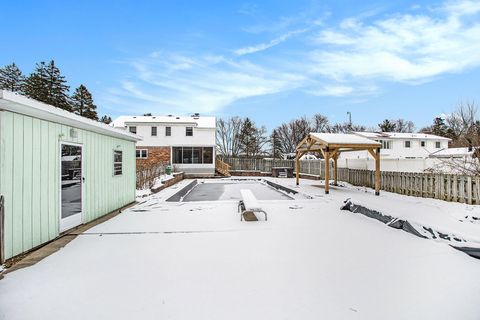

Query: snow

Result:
[429,147,474,158]
[355,131,451,141]
[309,132,381,145]
[1,177,480,320]
[112,115,216,129]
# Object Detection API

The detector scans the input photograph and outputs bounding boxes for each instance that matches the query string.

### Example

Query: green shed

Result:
[0,90,141,262]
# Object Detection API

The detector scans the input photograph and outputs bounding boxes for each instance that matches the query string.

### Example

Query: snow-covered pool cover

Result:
[173,180,295,201]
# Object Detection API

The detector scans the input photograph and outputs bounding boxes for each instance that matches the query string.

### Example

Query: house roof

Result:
[0,90,141,142]
[429,147,474,158]
[355,131,451,141]
[112,115,216,129]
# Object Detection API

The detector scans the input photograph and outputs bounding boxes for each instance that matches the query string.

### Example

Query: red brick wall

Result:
[137,147,170,165]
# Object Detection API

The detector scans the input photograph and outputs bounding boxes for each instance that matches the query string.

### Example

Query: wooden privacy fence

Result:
[220,157,480,205]
[339,169,480,205]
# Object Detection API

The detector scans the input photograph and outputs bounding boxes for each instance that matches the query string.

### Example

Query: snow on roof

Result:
[0,90,141,142]
[429,147,474,158]
[112,115,216,128]
[309,133,381,146]
[355,131,450,141]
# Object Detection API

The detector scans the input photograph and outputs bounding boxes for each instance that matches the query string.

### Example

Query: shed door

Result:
[60,143,83,232]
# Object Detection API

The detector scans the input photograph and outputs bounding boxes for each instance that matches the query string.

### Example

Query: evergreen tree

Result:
[430,117,448,137]
[238,118,257,157]
[71,84,98,120]
[378,119,396,132]
[0,63,25,92]
[100,115,112,124]
[24,60,71,111]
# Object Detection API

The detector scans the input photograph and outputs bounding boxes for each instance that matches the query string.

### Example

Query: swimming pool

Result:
[167,179,297,202]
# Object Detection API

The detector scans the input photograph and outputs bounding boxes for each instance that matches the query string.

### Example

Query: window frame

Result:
[172,146,214,164]
[113,150,123,176]
[186,127,193,136]
[420,141,426,147]
[151,126,157,136]
[435,141,441,148]
[129,126,137,134]
[136,149,148,159]
[404,140,411,148]
[165,126,171,137]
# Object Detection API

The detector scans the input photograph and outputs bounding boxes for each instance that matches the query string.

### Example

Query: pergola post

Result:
[324,148,330,194]
[375,147,381,195]
[333,151,338,186]
[368,147,381,196]
[295,150,300,186]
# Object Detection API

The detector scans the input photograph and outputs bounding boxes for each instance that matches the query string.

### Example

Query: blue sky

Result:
[1,0,480,131]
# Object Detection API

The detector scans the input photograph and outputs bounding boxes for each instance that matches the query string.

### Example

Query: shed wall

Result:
[0,110,136,260]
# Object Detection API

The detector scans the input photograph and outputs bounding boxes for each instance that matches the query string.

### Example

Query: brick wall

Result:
[137,146,170,165]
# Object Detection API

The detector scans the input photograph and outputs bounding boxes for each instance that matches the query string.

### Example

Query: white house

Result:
[112,114,216,176]
[342,132,451,160]
[338,132,451,172]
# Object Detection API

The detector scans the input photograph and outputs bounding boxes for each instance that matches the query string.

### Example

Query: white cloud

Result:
[105,54,306,114]
[234,29,307,55]
[311,1,480,82]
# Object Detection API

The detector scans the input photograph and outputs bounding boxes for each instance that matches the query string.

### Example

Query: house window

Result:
[203,147,213,163]
[378,140,391,149]
[166,126,171,136]
[136,149,148,159]
[151,126,157,136]
[172,147,214,164]
[421,141,426,147]
[129,126,137,134]
[186,127,193,136]
[405,141,411,148]
[113,150,123,175]
[435,141,441,148]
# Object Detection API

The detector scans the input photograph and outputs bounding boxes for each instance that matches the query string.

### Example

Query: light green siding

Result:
[0,110,136,260]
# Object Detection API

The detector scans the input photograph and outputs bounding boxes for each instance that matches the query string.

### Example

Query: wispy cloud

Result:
[234,29,307,55]
[310,0,480,82]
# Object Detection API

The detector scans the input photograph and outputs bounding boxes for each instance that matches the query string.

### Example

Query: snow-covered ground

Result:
[1,177,480,320]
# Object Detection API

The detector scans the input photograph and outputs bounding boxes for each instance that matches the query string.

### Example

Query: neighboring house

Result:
[342,132,451,160]
[0,90,141,262]
[112,114,216,176]
[429,147,476,159]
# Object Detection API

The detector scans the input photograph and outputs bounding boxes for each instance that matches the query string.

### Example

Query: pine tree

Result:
[378,119,396,132]
[238,118,258,157]
[430,117,448,137]
[100,115,112,124]
[0,63,25,92]
[24,60,71,111]
[71,84,98,120]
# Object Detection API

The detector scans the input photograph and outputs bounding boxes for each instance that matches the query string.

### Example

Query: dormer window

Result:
[186,127,193,136]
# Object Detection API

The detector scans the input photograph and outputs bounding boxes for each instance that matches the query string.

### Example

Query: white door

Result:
[60,143,83,232]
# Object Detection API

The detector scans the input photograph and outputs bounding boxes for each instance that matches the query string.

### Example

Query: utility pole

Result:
[347,111,352,131]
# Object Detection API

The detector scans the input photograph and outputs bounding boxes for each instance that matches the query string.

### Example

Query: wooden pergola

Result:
[295,133,382,195]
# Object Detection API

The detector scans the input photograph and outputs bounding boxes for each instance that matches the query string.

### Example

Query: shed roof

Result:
[0,90,141,142]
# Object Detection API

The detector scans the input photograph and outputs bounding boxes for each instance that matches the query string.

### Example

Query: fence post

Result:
[0,195,4,264]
